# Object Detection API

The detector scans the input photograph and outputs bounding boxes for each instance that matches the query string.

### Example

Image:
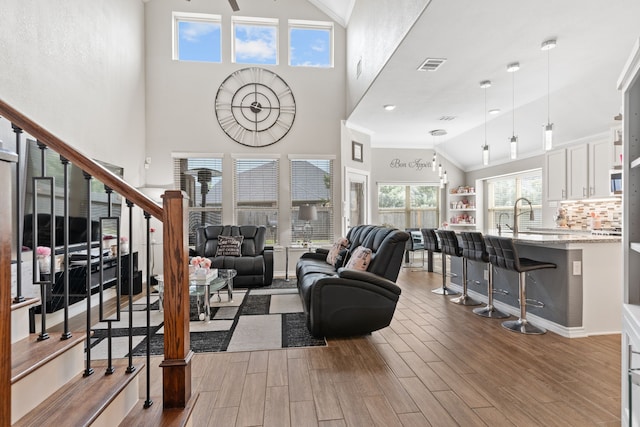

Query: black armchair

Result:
[195,225,274,287]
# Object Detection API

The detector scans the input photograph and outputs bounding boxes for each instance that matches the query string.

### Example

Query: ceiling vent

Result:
[418,58,446,72]
[439,116,456,121]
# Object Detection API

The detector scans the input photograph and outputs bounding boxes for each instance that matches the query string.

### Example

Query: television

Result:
[22,138,123,251]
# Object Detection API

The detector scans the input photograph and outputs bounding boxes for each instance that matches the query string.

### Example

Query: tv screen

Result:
[23,138,124,250]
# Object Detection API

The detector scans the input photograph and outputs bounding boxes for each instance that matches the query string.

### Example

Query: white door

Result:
[345,169,369,232]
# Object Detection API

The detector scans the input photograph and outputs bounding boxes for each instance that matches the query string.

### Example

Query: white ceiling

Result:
[317,0,640,171]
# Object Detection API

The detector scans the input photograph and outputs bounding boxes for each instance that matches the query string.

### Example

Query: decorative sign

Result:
[388,158,432,172]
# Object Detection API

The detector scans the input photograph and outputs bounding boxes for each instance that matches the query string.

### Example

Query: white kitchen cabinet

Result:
[567,144,588,199]
[545,149,566,201]
[567,141,611,199]
[589,139,612,197]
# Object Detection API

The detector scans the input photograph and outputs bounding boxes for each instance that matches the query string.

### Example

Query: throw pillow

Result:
[216,235,244,257]
[334,248,349,270]
[326,237,349,265]
[345,246,372,271]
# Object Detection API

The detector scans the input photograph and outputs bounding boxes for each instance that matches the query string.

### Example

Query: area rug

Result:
[89,279,326,358]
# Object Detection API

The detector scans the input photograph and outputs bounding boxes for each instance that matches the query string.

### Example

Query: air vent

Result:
[418,58,446,72]
[439,116,456,121]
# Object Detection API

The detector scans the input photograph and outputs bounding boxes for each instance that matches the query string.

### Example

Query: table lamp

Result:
[298,205,317,242]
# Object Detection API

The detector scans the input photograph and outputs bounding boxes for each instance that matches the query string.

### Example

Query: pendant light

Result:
[430,129,447,181]
[507,62,520,159]
[480,80,491,165]
[541,38,556,150]
[431,131,437,172]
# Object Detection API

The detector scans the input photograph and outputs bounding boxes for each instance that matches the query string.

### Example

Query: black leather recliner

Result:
[295,225,409,338]
[195,225,274,287]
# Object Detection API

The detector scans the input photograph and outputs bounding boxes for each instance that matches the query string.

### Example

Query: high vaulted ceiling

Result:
[318,0,640,171]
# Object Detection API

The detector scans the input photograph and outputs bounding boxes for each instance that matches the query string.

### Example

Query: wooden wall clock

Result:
[215,67,296,147]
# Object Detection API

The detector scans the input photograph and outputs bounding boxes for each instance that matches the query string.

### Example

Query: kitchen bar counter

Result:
[500,231,621,245]
[445,230,622,338]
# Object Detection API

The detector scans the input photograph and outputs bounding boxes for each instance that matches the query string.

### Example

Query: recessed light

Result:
[507,62,520,72]
[383,104,396,111]
[430,129,447,136]
[489,109,501,115]
[479,80,492,89]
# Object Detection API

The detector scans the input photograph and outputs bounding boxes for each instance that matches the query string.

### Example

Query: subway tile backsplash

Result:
[559,198,621,229]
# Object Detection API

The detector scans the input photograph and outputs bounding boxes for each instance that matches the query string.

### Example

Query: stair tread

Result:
[11,332,86,383]
[14,359,144,426]
[120,393,199,427]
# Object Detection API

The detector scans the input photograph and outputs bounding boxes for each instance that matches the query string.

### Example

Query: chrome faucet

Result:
[497,213,510,235]
[513,197,534,235]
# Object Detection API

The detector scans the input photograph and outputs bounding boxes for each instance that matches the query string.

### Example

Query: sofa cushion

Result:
[334,248,348,269]
[345,246,372,271]
[216,235,243,257]
[326,237,349,265]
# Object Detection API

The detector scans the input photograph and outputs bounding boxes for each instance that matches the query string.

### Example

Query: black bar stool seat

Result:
[484,235,556,334]
[421,228,441,274]
[433,230,460,296]
[459,231,505,312]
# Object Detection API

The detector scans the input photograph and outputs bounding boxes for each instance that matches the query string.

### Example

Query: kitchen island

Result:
[448,232,622,337]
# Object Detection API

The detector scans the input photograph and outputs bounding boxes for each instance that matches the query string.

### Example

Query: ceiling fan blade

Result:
[228,0,239,11]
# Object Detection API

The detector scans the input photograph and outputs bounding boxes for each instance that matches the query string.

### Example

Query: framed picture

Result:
[352,141,363,162]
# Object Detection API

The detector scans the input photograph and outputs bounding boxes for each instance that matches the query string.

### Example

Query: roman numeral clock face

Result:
[215,67,296,147]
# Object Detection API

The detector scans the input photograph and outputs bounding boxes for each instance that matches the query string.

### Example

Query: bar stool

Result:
[403,228,425,269]
[459,231,509,317]
[484,235,556,334]
[421,228,441,274]
[432,230,460,296]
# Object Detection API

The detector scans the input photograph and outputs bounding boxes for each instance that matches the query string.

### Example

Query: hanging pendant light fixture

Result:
[541,38,556,150]
[431,131,437,172]
[507,62,520,160]
[480,80,491,165]
[430,129,447,176]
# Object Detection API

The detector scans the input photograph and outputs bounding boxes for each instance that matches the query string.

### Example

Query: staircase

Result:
[11,299,143,426]
[1,98,195,425]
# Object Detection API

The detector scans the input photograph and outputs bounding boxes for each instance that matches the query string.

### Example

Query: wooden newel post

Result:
[159,190,193,408]
[0,149,18,425]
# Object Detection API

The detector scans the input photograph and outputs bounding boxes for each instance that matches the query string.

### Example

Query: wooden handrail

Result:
[0,98,163,220]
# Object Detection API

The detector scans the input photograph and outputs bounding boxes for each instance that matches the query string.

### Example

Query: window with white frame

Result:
[487,169,543,232]
[377,184,440,230]
[234,158,279,244]
[288,20,333,68]
[232,17,278,65]
[172,12,222,63]
[290,158,333,243]
[173,157,223,245]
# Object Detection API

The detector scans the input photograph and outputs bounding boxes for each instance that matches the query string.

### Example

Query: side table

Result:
[285,245,314,281]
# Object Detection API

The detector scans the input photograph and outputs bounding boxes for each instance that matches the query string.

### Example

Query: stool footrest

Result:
[521,298,544,309]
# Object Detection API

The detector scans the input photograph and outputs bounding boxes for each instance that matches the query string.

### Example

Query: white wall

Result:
[346,0,429,113]
[0,0,147,185]
[370,147,464,226]
[143,0,347,275]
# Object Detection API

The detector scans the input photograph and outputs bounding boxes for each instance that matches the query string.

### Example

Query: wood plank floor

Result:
[134,268,621,426]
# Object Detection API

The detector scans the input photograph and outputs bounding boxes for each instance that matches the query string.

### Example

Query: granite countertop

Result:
[487,231,621,245]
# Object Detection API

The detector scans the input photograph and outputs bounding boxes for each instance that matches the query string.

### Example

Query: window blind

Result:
[233,158,279,243]
[173,157,223,244]
[290,159,333,243]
